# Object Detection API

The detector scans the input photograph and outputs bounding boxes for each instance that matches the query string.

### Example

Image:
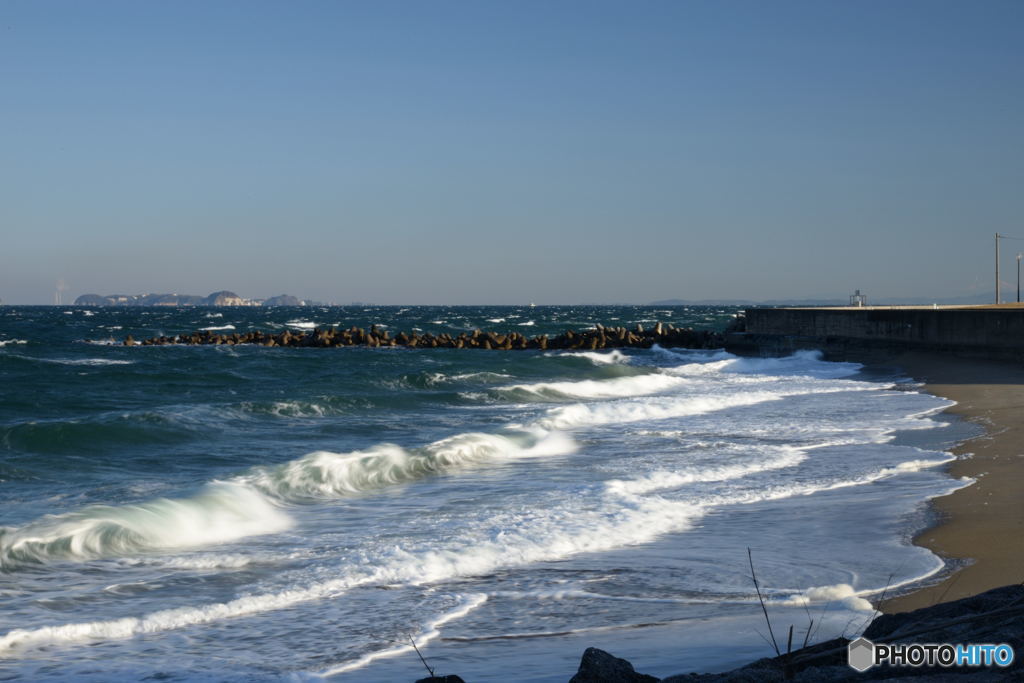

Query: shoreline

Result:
[877,351,1024,613]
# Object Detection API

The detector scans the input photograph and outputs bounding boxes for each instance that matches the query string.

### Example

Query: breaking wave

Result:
[0,483,291,569]
[239,429,577,502]
[0,429,577,568]
[496,372,685,402]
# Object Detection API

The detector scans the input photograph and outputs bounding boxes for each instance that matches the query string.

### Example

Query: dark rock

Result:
[569,647,659,683]
[866,584,1024,644]
[128,322,728,352]
[662,584,1024,681]
[414,676,465,683]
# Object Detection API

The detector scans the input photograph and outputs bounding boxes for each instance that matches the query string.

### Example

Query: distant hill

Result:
[263,294,303,306]
[73,291,306,306]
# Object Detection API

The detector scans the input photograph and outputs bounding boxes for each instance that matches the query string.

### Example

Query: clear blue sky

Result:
[2,0,1022,304]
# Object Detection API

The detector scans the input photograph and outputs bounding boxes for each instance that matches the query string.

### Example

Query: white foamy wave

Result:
[0,439,940,655]
[0,339,28,347]
[518,320,535,326]
[238,401,329,418]
[0,489,703,655]
[497,373,686,402]
[694,454,959,511]
[486,318,506,323]
[240,430,577,502]
[0,483,291,570]
[320,593,488,676]
[39,358,135,366]
[491,588,716,605]
[873,456,956,477]
[286,321,317,330]
[649,345,733,363]
[422,371,514,386]
[719,350,862,379]
[534,390,789,430]
[205,313,223,318]
[136,554,255,570]
[554,349,630,365]
[450,371,514,382]
[199,325,236,331]
[780,583,873,612]
[605,447,807,496]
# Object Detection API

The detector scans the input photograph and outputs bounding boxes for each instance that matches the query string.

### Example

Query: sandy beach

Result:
[879,351,1024,613]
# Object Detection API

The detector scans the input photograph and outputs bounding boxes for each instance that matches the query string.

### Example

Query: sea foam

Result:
[0,428,577,567]
[496,372,686,401]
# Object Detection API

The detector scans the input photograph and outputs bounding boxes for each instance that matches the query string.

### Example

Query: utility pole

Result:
[996,233,1001,304]
[1017,253,1021,303]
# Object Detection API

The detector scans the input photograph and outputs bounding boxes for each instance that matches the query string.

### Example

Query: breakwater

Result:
[737,305,1024,358]
[122,322,724,350]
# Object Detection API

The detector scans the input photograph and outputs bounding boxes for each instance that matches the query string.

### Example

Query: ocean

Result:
[0,305,973,681]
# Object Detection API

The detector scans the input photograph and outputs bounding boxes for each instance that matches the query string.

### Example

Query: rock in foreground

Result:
[569,647,659,683]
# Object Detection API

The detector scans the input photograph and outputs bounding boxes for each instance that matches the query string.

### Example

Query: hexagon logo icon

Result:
[848,637,875,672]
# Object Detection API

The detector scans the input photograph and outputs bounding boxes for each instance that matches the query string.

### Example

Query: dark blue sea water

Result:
[0,306,969,681]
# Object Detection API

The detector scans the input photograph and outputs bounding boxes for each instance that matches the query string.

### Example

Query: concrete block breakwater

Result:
[740,306,1024,358]
[121,323,724,351]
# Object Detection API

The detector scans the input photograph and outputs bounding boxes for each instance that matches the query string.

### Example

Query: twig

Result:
[811,599,831,644]
[858,572,895,635]
[840,615,860,639]
[785,624,795,680]
[748,547,781,656]
[753,626,776,652]
[933,572,961,607]
[410,635,434,678]
[800,598,815,649]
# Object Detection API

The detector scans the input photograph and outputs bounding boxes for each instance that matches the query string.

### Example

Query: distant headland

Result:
[73,291,306,307]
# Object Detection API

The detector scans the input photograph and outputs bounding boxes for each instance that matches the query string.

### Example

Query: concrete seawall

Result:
[735,305,1024,358]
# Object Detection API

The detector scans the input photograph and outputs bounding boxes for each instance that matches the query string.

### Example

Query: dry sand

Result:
[879,351,1024,613]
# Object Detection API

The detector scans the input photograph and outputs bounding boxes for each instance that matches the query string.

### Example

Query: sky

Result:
[2,0,1022,305]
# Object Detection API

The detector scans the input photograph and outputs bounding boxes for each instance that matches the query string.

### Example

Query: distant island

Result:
[73,291,306,307]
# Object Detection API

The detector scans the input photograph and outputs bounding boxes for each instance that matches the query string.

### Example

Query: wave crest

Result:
[0,483,291,570]
[242,430,576,502]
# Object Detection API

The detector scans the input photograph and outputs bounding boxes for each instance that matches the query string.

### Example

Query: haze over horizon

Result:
[3,1,1022,305]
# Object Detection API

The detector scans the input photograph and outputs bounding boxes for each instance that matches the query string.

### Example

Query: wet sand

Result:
[879,351,1024,613]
